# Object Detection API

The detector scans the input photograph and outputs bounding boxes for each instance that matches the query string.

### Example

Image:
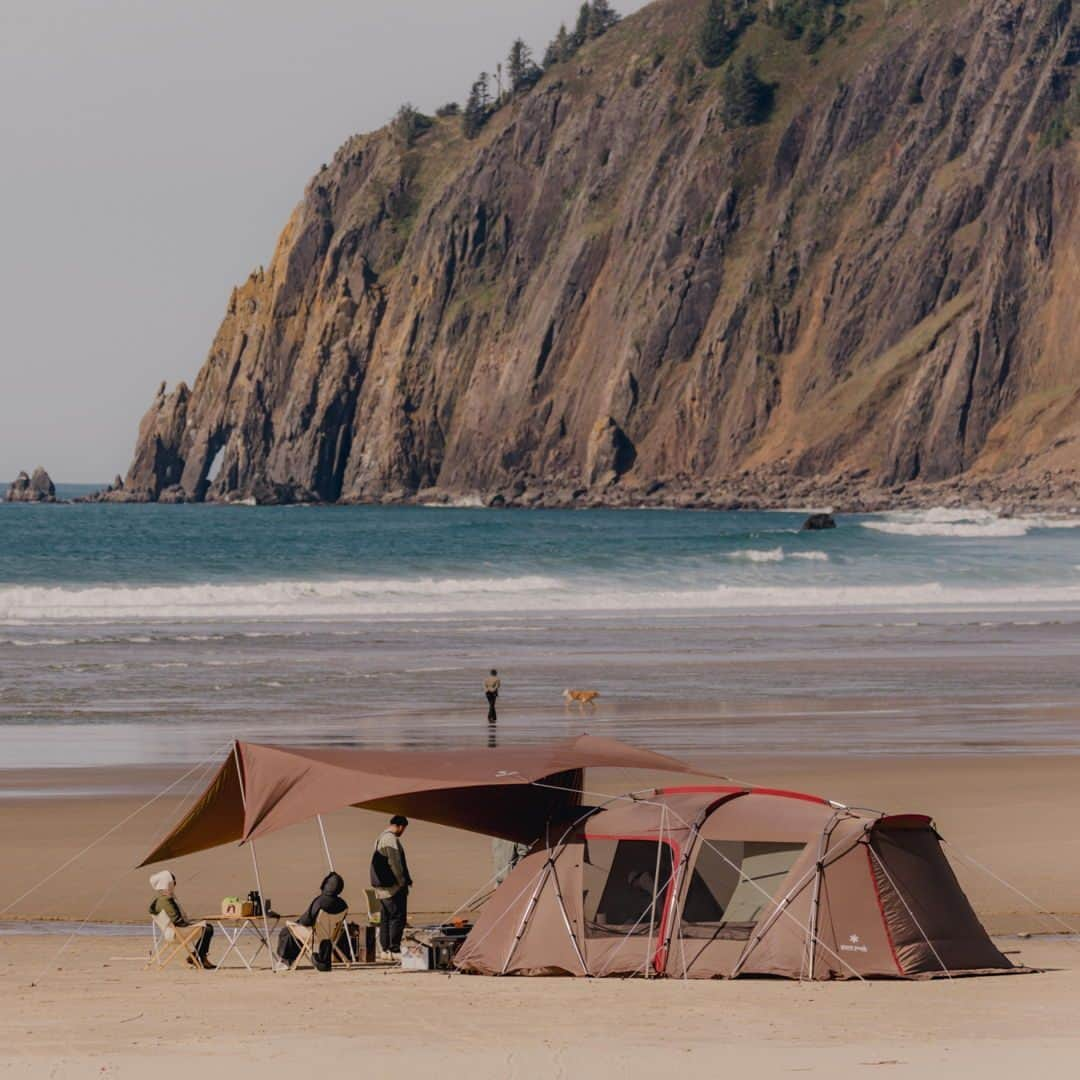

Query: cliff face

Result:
[124,0,1080,506]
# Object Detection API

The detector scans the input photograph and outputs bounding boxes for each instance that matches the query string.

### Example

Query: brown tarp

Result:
[139,734,714,867]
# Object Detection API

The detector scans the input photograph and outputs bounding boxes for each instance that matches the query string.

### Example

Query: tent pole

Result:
[730,830,866,979]
[233,742,278,972]
[549,859,590,976]
[657,807,710,977]
[314,814,356,964]
[645,808,666,978]
[806,812,841,981]
[501,859,555,975]
[316,814,333,870]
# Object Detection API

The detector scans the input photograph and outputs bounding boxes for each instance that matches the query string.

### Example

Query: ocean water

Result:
[2,497,1080,775]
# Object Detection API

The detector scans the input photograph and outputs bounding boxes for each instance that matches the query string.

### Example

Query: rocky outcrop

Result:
[121,0,1080,506]
[6,467,57,502]
[801,513,836,531]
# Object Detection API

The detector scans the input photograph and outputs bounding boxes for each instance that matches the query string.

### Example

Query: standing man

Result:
[370,815,412,958]
[484,668,501,723]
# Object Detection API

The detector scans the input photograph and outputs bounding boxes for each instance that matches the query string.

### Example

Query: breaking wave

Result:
[727,548,830,563]
[4,574,1080,624]
[727,547,785,562]
[862,508,1080,538]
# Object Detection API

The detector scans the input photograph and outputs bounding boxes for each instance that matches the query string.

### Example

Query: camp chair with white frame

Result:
[148,910,210,970]
[363,887,381,926]
[284,908,351,970]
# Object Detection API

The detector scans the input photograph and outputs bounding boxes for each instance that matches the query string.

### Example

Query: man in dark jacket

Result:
[370,815,412,957]
[276,872,348,970]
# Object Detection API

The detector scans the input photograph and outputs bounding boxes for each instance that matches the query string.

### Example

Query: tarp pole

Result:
[316,815,333,870]
[315,814,356,964]
[233,743,278,972]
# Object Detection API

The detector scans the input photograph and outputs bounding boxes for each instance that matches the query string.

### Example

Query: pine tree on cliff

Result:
[587,0,620,38]
[721,55,774,127]
[463,74,492,139]
[507,38,541,93]
[572,3,591,47]
[697,0,735,69]
[543,23,573,67]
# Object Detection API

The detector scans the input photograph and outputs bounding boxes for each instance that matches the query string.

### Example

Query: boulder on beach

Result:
[5,467,56,502]
[801,512,836,531]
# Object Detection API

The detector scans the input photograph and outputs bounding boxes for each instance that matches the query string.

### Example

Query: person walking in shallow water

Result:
[484,669,501,723]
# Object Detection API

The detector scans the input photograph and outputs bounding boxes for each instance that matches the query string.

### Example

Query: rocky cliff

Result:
[6,468,56,503]
[121,0,1080,508]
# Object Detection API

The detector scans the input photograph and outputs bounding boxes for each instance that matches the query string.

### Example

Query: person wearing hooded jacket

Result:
[149,870,214,969]
[276,872,348,971]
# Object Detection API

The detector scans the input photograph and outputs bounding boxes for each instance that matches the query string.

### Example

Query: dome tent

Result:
[454,785,1018,980]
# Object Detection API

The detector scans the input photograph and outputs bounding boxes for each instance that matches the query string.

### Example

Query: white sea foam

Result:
[727,547,785,562]
[3,574,1080,624]
[728,548,829,563]
[419,495,487,509]
[862,507,1080,538]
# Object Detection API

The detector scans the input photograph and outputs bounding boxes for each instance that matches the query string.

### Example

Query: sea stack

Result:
[5,467,56,503]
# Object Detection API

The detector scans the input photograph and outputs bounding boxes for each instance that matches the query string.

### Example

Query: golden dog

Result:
[563,688,600,706]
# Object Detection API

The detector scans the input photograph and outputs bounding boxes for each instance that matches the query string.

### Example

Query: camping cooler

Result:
[400,925,471,971]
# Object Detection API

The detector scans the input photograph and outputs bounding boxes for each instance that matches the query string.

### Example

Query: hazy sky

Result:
[1,1,649,483]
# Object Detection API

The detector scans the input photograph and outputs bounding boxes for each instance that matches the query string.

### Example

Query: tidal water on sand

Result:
[2,499,1080,779]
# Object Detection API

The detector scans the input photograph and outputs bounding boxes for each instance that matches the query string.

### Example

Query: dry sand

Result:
[3,753,1080,1077]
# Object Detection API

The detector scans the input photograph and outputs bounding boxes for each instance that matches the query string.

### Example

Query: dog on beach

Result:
[563,688,600,707]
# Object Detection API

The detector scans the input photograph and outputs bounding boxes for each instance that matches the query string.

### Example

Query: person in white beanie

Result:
[149,870,214,969]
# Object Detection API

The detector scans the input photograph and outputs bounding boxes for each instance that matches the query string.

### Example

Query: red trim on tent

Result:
[658,784,828,806]
[865,843,904,976]
[583,831,681,974]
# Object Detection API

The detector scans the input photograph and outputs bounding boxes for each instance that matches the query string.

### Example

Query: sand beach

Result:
[3,751,1080,1077]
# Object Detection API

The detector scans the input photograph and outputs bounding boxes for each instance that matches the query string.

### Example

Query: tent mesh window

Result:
[680,841,805,940]
[583,838,675,937]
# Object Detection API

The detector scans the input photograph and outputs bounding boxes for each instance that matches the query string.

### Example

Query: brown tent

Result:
[140,738,1017,980]
[139,735,714,866]
[454,785,1019,980]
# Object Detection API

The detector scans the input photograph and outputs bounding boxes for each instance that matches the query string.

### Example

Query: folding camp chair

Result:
[284,908,350,970]
[148,910,209,970]
[363,888,381,926]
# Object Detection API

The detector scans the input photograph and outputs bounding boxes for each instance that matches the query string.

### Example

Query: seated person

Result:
[149,870,214,969]
[277,871,348,971]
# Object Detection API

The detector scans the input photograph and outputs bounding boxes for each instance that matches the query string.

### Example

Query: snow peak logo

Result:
[840,934,869,954]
